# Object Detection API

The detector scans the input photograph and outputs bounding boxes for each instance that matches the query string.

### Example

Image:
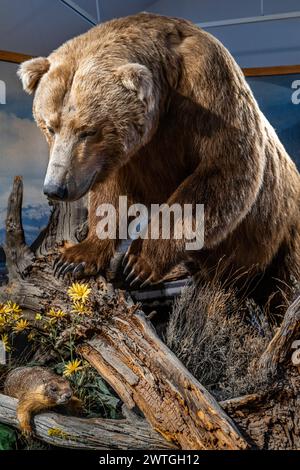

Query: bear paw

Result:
[122,251,162,288]
[53,242,100,279]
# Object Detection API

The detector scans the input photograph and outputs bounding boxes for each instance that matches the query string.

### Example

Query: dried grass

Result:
[166,280,275,401]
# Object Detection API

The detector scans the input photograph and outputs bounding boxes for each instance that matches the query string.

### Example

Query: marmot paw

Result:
[20,426,33,437]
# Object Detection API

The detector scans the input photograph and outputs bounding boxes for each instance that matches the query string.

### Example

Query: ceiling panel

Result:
[263,0,300,15]
[73,0,98,21]
[0,0,158,56]
[148,0,262,23]
[0,0,91,56]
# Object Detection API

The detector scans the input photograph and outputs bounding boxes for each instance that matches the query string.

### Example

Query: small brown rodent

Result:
[4,366,82,433]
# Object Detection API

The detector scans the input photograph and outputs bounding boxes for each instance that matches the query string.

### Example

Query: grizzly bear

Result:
[18,13,300,309]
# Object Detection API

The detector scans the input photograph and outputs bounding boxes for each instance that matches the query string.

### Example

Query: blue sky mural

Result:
[0,60,50,253]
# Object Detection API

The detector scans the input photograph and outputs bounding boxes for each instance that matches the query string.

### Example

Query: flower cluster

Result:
[68,283,92,316]
[0,283,92,370]
[0,300,24,351]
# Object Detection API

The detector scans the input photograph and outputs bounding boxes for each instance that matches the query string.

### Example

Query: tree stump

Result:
[0,176,300,450]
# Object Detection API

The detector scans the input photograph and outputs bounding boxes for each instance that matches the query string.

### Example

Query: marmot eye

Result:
[49,385,57,392]
[47,126,55,135]
[79,130,97,140]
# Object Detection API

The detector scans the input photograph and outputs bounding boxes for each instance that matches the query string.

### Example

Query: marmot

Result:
[4,366,81,433]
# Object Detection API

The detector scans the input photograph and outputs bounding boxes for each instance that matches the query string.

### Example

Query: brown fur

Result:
[4,367,81,433]
[18,13,300,309]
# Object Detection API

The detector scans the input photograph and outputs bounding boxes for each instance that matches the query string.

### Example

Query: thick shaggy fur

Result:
[18,13,300,307]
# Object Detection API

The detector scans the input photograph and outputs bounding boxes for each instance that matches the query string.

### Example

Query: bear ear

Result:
[17,57,50,94]
[116,63,155,112]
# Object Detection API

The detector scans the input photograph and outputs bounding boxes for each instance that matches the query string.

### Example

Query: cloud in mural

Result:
[0,111,48,178]
[0,110,49,202]
[0,110,50,245]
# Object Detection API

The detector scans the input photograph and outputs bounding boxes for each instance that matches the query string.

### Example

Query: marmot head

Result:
[18,55,160,202]
[44,376,73,405]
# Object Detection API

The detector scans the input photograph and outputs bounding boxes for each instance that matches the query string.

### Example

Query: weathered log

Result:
[4,176,34,279]
[259,295,300,380]
[78,312,248,450]
[0,393,174,450]
[220,371,300,450]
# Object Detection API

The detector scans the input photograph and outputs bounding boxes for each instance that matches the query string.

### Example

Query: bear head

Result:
[18,56,159,201]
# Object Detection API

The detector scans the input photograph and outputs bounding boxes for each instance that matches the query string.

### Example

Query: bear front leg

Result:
[124,148,265,287]
[54,237,117,279]
[123,237,184,287]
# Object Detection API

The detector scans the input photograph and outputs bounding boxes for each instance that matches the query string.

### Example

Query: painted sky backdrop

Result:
[0,61,50,250]
[247,74,300,169]
[0,61,299,260]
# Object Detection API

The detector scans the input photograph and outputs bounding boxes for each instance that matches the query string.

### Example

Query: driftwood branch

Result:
[0,393,174,450]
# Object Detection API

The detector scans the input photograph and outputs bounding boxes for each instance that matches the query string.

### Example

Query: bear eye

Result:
[79,130,97,140]
[47,126,55,135]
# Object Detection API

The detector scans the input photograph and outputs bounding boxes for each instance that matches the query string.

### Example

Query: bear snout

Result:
[43,183,68,201]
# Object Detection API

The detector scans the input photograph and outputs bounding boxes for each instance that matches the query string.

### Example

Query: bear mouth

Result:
[70,170,99,201]
[45,170,99,202]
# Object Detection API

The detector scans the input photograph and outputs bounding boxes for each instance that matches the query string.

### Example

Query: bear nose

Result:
[43,183,68,201]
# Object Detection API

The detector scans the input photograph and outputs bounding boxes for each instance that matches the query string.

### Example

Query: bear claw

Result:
[129,275,141,287]
[122,251,130,267]
[125,267,137,282]
[72,262,86,276]
[53,259,64,276]
[140,277,152,288]
[53,257,87,279]
[61,263,76,278]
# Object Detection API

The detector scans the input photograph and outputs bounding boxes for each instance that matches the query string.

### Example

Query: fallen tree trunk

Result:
[1,176,300,450]
[78,315,248,450]
[0,393,174,450]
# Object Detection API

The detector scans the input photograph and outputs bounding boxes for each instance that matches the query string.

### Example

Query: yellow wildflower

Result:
[47,308,67,319]
[35,313,42,321]
[68,283,91,304]
[1,333,11,352]
[71,301,92,316]
[0,304,9,315]
[63,359,83,377]
[13,319,29,333]
[0,316,7,328]
[5,301,22,316]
